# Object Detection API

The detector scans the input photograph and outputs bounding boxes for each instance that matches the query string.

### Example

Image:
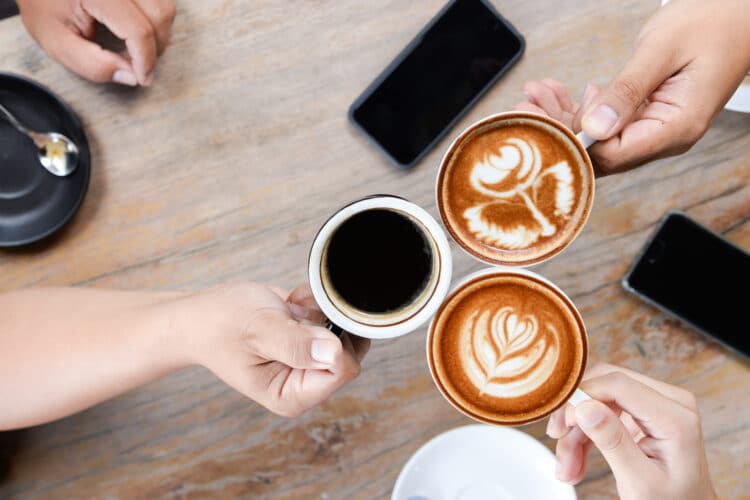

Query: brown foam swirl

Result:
[428,271,587,425]
[437,113,594,266]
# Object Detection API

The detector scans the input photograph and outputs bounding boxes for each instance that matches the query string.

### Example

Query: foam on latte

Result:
[437,113,594,266]
[428,271,587,425]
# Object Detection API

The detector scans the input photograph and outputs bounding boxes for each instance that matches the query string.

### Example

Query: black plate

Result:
[0,73,90,247]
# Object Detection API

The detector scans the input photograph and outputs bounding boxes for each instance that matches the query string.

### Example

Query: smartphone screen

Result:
[349,0,524,168]
[622,211,750,358]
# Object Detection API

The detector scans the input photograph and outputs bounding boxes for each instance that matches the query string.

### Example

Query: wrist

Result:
[140,291,201,370]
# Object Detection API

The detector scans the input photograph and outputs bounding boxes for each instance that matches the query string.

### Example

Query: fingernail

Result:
[113,70,138,86]
[582,103,618,138]
[576,403,606,429]
[311,339,338,364]
[143,73,155,86]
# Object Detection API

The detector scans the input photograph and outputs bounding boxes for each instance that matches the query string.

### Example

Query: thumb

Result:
[574,400,648,481]
[44,26,138,85]
[255,317,343,370]
[579,41,676,140]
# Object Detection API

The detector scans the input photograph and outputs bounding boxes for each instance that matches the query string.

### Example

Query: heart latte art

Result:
[428,271,587,426]
[437,113,594,266]
[462,306,559,399]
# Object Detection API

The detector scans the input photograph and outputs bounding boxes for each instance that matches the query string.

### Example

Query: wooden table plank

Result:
[1,0,749,498]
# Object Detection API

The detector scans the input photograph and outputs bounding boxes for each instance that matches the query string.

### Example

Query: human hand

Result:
[516,0,750,175]
[176,283,370,417]
[16,0,176,86]
[546,363,716,500]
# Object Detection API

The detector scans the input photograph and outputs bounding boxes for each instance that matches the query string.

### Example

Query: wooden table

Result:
[1,1,748,498]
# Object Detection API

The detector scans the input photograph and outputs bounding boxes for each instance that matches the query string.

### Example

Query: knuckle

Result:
[613,78,644,107]
[600,425,627,452]
[159,2,177,24]
[605,371,631,389]
[133,21,156,42]
[683,118,709,145]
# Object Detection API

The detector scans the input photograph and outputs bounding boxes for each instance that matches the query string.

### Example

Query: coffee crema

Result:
[437,113,594,266]
[428,271,587,425]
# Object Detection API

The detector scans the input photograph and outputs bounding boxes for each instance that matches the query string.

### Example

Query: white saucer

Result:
[391,425,576,500]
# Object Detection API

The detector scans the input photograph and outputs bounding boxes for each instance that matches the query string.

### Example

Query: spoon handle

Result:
[0,103,30,135]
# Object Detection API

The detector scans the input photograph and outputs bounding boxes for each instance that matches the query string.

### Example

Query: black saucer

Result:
[0,73,90,247]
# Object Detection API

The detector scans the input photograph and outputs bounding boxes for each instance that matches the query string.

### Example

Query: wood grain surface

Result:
[1,0,749,498]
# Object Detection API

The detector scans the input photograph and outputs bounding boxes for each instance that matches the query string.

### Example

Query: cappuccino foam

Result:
[428,272,586,425]
[437,113,594,266]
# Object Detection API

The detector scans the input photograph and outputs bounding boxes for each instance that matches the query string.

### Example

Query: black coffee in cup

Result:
[324,208,433,314]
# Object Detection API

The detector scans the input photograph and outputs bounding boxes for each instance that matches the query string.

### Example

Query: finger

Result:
[287,285,326,324]
[514,101,549,116]
[131,0,177,55]
[573,400,649,482]
[542,78,575,113]
[288,285,318,309]
[254,319,343,370]
[579,372,695,440]
[546,407,570,439]
[555,425,590,484]
[588,117,684,175]
[573,83,601,131]
[524,81,563,117]
[41,26,137,85]
[583,363,697,410]
[578,38,679,140]
[81,0,159,84]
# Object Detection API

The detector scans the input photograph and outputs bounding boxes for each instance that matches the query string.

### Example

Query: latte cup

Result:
[308,195,453,340]
[427,267,590,426]
[436,111,596,267]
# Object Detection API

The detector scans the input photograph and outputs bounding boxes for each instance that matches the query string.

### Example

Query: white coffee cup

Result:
[308,195,453,339]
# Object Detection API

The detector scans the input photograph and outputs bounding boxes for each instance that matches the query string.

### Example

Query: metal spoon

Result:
[0,103,78,177]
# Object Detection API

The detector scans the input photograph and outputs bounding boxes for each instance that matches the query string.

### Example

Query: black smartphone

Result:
[622,211,750,359]
[349,0,525,169]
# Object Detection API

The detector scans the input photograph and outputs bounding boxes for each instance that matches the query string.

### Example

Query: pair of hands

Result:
[516,0,750,175]
[173,283,370,418]
[549,363,715,500]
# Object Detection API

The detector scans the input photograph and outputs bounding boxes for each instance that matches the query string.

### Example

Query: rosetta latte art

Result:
[463,138,575,249]
[461,305,559,398]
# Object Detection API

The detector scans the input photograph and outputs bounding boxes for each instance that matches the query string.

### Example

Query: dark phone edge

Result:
[347,0,526,170]
[620,209,750,362]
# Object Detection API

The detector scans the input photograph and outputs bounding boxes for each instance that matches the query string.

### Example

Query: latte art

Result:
[437,113,594,266]
[462,306,559,398]
[464,137,575,250]
[427,270,587,426]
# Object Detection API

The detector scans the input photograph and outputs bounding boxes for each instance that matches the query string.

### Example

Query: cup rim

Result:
[435,111,596,268]
[308,195,453,339]
[425,266,589,426]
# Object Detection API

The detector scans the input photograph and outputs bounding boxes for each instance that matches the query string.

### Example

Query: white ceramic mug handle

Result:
[576,131,597,149]
[567,388,592,407]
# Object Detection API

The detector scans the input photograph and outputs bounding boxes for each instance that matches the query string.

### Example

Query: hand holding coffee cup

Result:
[549,363,716,500]
[517,0,750,175]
